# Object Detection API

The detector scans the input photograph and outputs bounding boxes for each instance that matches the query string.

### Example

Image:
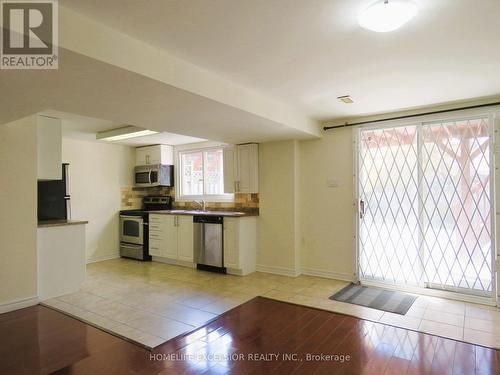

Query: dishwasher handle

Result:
[193,215,223,224]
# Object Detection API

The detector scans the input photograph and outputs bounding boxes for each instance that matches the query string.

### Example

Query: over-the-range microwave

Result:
[134,164,174,187]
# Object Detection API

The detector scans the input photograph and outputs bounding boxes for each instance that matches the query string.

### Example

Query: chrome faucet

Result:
[194,199,206,211]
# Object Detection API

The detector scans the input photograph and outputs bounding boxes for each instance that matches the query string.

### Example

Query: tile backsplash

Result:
[174,192,259,211]
[121,186,259,212]
[121,187,173,209]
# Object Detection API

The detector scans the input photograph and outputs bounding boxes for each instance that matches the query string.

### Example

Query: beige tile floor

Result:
[42,258,500,350]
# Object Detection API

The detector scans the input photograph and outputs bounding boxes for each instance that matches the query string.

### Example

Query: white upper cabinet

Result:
[236,143,259,193]
[223,146,237,194]
[136,145,173,166]
[37,116,62,180]
[223,143,259,193]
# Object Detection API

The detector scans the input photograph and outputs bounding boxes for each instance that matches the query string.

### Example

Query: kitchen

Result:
[119,143,259,276]
[30,113,265,348]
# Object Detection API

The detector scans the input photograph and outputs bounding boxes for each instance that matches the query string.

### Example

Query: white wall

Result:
[257,133,356,281]
[257,140,301,276]
[62,138,134,262]
[299,128,356,280]
[0,116,38,311]
[258,104,500,287]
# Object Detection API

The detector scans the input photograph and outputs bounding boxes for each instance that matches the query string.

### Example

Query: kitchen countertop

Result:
[149,209,258,217]
[38,220,89,228]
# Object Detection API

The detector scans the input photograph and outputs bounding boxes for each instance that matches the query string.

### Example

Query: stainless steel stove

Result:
[119,196,172,261]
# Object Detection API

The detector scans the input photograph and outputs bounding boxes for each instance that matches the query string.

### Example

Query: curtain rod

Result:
[323,101,500,131]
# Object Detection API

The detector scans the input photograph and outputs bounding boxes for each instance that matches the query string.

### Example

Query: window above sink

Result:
[175,143,234,202]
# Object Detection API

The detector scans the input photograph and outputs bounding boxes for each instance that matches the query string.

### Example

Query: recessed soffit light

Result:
[96,126,159,142]
[359,0,418,33]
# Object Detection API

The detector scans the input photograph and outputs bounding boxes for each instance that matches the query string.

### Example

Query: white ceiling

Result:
[61,0,500,121]
[44,110,206,146]
[0,48,311,143]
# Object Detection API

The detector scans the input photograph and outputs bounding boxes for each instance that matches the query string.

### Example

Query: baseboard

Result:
[0,295,39,314]
[256,264,301,277]
[226,267,244,276]
[301,267,356,282]
[86,252,120,264]
[152,256,195,268]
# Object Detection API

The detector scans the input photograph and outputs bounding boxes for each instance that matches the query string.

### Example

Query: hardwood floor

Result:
[1,297,499,374]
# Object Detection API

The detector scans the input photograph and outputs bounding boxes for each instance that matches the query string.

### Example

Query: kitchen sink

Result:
[182,210,213,215]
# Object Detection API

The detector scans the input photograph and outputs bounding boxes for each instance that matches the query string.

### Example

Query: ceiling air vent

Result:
[337,95,354,104]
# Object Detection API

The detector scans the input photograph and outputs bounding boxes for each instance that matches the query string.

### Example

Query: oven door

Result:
[120,215,144,245]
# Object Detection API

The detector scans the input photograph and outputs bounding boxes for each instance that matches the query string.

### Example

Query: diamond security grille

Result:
[359,126,421,286]
[358,118,492,296]
[421,118,492,293]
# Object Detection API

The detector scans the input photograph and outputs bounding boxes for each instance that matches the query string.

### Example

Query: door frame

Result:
[352,107,499,306]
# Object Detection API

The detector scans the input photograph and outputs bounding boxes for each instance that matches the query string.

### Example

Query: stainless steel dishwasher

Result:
[193,215,226,273]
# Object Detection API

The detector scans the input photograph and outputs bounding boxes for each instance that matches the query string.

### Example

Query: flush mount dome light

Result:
[359,0,418,33]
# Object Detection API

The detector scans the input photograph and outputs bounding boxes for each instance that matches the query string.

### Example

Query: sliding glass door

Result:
[357,116,494,297]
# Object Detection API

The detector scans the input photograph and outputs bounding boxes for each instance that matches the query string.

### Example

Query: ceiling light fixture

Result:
[358,0,418,33]
[96,126,159,142]
[337,95,354,104]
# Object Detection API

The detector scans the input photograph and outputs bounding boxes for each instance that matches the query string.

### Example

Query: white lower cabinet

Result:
[163,215,178,259]
[223,217,257,275]
[177,216,194,262]
[149,214,192,263]
[149,213,256,274]
[148,239,162,257]
[148,214,163,257]
[223,218,238,269]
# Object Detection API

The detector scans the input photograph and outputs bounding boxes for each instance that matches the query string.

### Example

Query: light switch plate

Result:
[327,179,339,188]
